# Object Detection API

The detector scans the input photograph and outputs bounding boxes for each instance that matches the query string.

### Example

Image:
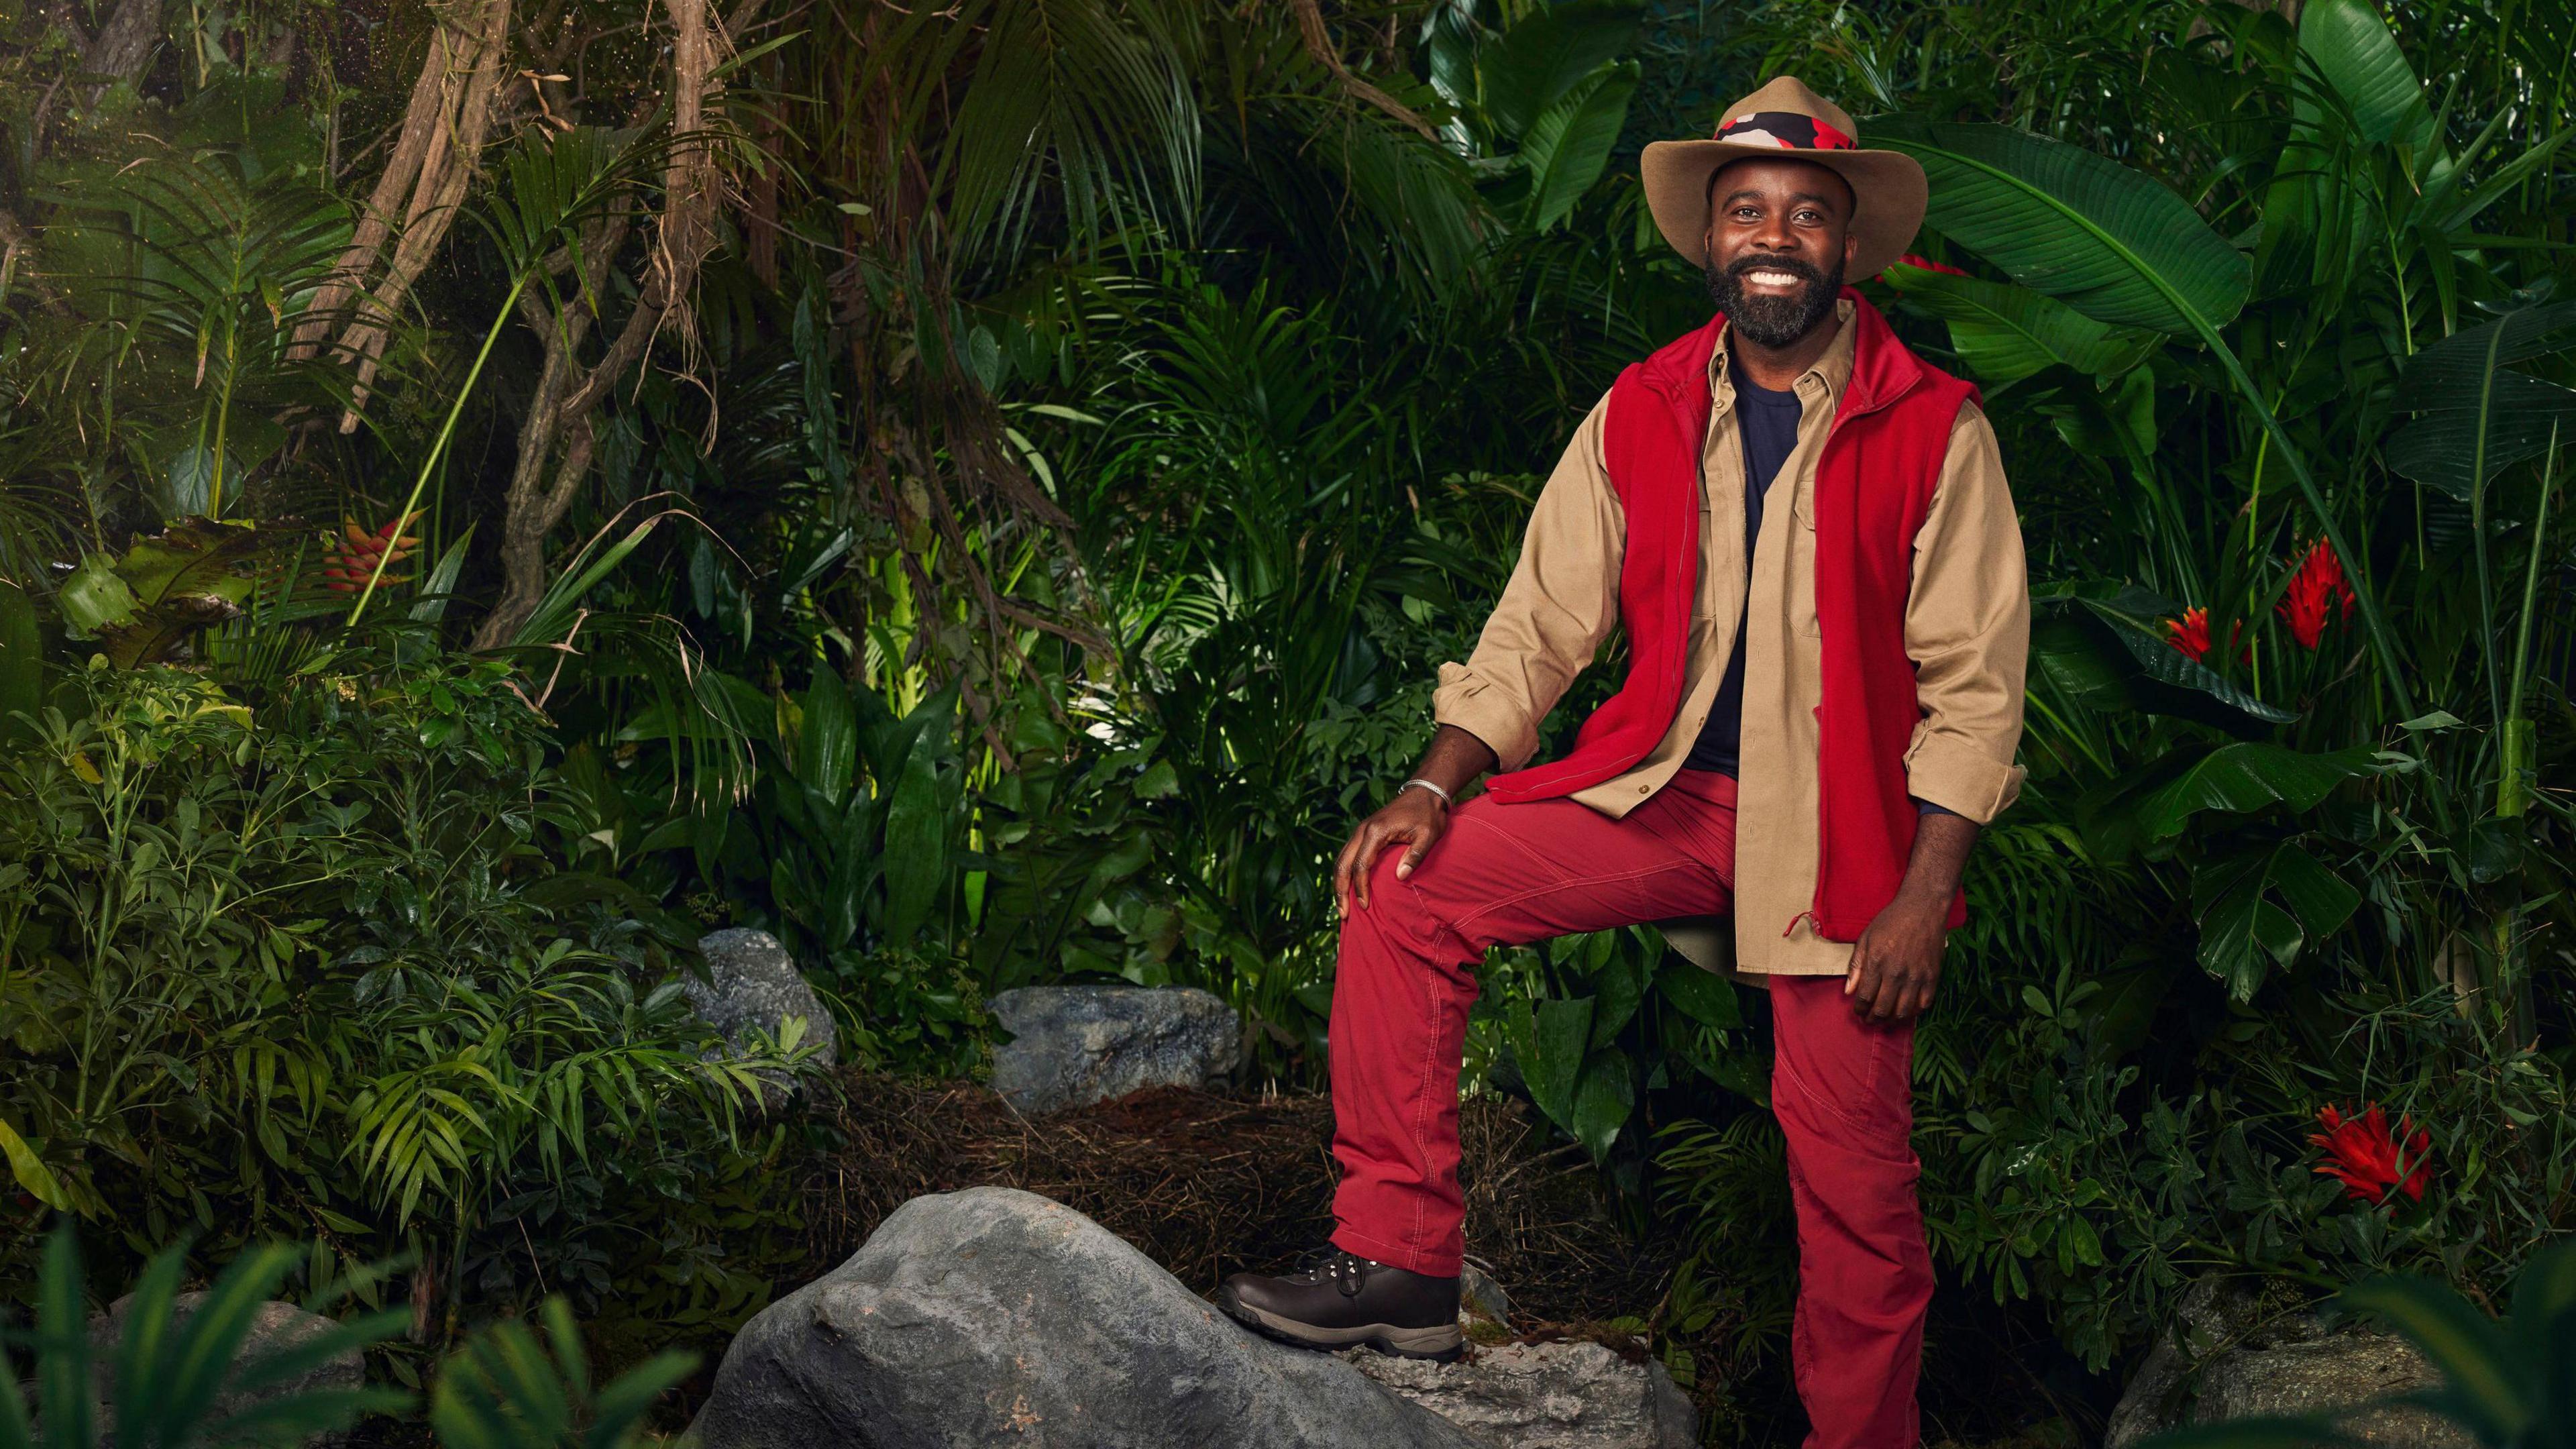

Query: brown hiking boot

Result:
[1218,1247,1463,1360]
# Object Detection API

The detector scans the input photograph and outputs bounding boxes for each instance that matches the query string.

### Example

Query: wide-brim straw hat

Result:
[1640,75,1927,282]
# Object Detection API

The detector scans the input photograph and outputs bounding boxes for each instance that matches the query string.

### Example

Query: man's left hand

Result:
[1844,896,1947,1022]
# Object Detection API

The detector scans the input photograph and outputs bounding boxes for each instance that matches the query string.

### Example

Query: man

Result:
[1217,77,2027,1447]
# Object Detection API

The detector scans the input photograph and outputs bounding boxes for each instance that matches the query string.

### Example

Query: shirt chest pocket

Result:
[1787,483,1823,639]
[1693,490,1730,624]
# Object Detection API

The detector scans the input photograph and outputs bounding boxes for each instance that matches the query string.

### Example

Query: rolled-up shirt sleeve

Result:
[1432,392,1625,771]
[1901,401,2029,823]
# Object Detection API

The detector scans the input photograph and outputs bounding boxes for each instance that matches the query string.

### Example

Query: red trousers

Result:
[1327,770,1931,1449]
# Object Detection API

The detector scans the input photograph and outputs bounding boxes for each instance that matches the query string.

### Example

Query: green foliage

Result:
[1,1220,694,1449]
[0,649,809,1335]
[3,0,2574,1432]
[427,1298,692,1449]
[0,1224,406,1449]
[55,519,294,667]
[631,665,982,1076]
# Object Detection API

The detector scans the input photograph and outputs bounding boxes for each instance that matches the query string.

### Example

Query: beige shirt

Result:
[1431,302,2030,975]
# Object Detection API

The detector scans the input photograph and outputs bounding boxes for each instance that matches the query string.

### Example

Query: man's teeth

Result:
[1747,270,1799,284]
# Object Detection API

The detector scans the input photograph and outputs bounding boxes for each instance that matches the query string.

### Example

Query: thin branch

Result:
[1285,0,1436,140]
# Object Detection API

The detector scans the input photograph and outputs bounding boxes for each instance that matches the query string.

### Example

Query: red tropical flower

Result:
[1896,253,1970,277]
[2309,1103,2432,1205]
[2276,537,2357,649]
[2163,606,2213,662]
[323,511,423,594]
[2163,606,2250,665]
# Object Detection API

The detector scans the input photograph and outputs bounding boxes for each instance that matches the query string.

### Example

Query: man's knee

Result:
[1343,853,1434,943]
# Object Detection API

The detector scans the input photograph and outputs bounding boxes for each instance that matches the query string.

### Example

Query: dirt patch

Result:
[799,1072,1673,1330]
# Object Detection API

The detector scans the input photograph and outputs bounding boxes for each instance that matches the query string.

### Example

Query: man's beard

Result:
[1705,253,1843,349]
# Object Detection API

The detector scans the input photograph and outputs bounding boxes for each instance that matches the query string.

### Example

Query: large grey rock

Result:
[689,1186,1481,1449]
[88,1292,364,1446]
[1340,1340,1697,1449]
[985,985,1238,1114]
[690,928,837,1105]
[2107,1280,2469,1449]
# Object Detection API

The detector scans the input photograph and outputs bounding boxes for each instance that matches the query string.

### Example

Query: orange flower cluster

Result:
[324,512,423,594]
[2309,1103,2432,1205]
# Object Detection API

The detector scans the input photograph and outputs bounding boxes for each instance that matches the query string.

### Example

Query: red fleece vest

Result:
[1485,291,1978,940]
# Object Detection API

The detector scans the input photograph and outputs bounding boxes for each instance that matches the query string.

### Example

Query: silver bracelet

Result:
[1397,777,1452,807]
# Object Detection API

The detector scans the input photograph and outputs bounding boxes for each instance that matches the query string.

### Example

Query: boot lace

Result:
[1292,1246,1381,1297]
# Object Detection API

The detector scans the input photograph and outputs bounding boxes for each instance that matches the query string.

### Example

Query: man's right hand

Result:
[1334,789,1450,916]
[1336,726,1496,916]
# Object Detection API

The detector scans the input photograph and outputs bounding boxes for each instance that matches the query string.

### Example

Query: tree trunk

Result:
[468,0,726,649]
[291,0,514,428]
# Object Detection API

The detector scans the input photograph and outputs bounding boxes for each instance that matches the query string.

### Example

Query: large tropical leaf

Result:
[62,519,288,667]
[2385,301,2576,500]
[2132,743,2386,841]
[1884,262,2160,382]
[1870,117,2252,336]
[2300,0,2435,148]
[2190,842,2361,998]
[1567,1057,1632,1161]
[799,667,860,808]
[1505,994,1593,1129]
[1654,954,1743,1030]
[879,687,959,944]
[1475,0,1643,139]
[1519,61,1638,232]
[2029,590,2297,731]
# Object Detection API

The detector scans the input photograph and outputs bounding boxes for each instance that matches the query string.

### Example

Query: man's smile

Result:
[1737,266,1809,290]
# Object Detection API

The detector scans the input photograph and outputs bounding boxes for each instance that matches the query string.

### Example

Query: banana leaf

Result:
[2299,0,2436,149]
[2385,301,2576,500]
[1884,262,2161,383]
[1870,117,2251,337]
[1475,0,1644,139]
[1519,61,1638,232]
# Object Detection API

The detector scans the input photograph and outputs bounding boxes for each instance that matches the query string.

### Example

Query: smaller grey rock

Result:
[2105,1278,2264,1449]
[985,985,1239,1114]
[88,1293,364,1447]
[1460,1262,1512,1325]
[1342,1340,1697,1449]
[690,929,837,1106]
[2107,1279,2470,1449]
[2193,1328,2469,1448]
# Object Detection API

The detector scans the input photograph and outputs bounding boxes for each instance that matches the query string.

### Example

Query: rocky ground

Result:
[292,962,2462,1449]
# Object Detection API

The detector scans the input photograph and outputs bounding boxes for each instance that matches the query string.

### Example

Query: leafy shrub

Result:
[0,647,810,1342]
[0,1221,690,1449]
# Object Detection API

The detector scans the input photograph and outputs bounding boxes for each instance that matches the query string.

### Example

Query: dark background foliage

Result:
[1,0,2571,1443]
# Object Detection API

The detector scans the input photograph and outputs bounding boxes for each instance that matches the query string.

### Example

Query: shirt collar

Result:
[1707,297,1858,410]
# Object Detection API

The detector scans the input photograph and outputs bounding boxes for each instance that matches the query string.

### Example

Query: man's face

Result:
[1700,157,1858,349]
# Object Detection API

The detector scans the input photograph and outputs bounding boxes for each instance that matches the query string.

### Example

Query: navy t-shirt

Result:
[1682,356,1802,774]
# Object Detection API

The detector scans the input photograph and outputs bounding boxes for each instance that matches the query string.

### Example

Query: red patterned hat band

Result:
[1713,111,1856,151]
